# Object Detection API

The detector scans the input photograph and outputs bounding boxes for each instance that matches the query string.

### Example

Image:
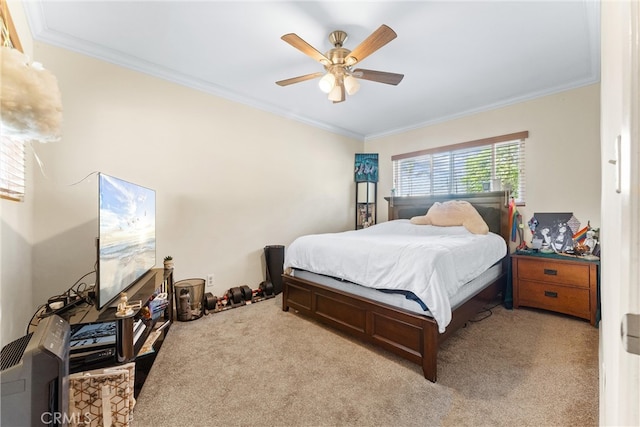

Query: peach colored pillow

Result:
[410,200,489,234]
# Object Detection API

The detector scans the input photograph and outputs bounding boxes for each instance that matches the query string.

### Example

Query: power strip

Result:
[45,297,87,318]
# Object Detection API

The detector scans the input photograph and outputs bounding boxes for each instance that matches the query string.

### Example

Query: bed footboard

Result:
[282,271,505,382]
[282,273,441,381]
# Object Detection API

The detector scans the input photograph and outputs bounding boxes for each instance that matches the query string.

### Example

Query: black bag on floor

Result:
[264,245,285,295]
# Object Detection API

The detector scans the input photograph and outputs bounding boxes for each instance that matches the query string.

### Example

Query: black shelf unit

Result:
[66,268,174,397]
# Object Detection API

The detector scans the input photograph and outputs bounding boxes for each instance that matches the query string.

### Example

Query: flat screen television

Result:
[96,173,156,310]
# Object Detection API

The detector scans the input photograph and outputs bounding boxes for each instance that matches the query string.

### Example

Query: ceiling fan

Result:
[276,24,404,103]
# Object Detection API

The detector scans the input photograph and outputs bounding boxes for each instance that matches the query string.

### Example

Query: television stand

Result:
[66,268,174,397]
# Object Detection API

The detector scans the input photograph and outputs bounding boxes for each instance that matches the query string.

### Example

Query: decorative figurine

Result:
[115,292,134,317]
[584,230,598,255]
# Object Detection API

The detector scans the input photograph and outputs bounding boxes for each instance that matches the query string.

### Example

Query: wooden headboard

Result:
[384,191,511,242]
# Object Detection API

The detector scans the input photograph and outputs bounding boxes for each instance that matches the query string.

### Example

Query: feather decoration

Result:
[0,46,62,143]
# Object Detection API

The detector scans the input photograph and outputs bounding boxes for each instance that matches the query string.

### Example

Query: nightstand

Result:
[512,251,599,326]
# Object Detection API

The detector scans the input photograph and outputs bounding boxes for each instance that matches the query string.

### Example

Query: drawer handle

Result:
[543,269,558,276]
[544,291,558,298]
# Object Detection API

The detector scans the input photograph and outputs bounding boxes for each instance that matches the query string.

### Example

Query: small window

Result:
[2,0,26,202]
[0,136,26,201]
[392,131,528,204]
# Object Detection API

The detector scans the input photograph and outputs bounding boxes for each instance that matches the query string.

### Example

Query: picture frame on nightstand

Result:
[532,212,575,253]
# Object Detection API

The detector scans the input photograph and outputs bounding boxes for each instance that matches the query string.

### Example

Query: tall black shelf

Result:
[354,153,379,230]
[355,181,377,229]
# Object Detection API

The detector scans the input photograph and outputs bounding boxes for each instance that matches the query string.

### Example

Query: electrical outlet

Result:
[207,274,215,288]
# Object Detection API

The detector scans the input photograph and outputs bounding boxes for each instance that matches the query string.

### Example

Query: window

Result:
[392,131,528,203]
[1,0,26,201]
[0,136,25,201]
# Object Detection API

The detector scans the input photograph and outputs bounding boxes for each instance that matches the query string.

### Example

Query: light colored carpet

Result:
[132,295,598,427]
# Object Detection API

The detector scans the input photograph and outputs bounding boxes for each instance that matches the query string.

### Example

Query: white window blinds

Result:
[392,131,528,203]
[0,136,26,201]
[2,2,26,201]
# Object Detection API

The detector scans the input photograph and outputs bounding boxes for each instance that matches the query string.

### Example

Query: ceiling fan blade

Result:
[345,25,397,66]
[276,72,324,86]
[281,33,331,65]
[352,69,404,85]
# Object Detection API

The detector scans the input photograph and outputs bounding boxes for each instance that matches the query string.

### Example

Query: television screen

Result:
[97,173,156,309]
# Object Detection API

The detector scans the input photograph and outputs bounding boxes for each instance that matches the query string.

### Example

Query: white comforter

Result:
[284,219,507,332]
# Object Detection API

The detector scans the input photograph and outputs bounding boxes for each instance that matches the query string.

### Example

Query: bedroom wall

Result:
[367,84,601,245]
[26,42,361,325]
[1,0,600,347]
[1,0,36,348]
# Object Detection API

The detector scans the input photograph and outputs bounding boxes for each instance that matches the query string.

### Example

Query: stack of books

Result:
[148,296,169,320]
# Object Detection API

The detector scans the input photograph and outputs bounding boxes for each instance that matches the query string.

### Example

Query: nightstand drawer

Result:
[517,258,590,288]
[517,280,590,320]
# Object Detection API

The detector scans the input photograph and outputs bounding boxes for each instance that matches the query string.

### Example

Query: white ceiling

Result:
[23,1,600,141]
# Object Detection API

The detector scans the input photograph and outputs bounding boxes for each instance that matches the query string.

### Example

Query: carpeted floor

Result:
[131,294,598,427]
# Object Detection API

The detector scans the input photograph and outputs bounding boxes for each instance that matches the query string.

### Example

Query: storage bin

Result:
[174,279,205,321]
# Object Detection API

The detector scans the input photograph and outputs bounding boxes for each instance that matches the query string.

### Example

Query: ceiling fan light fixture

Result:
[318,72,336,93]
[278,25,403,103]
[344,75,360,95]
[328,84,343,101]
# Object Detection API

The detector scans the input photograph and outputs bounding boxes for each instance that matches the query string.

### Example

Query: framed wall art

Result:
[354,153,378,183]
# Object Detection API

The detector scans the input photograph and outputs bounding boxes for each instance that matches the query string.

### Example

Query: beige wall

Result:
[27,42,361,312]
[1,0,35,347]
[368,84,602,246]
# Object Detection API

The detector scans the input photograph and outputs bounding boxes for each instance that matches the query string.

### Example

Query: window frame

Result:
[1,0,26,202]
[0,136,26,201]
[391,131,528,204]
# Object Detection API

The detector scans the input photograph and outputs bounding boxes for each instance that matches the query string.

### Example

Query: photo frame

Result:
[354,153,378,182]
[532,212,575,253]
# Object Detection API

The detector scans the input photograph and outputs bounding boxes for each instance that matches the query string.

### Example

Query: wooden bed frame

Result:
[281,191,511,382]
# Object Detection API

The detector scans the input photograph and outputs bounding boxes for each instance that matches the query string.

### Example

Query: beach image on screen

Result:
[99,173,156,308]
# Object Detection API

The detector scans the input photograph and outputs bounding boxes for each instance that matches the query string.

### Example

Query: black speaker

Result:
[264,245,285,295]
